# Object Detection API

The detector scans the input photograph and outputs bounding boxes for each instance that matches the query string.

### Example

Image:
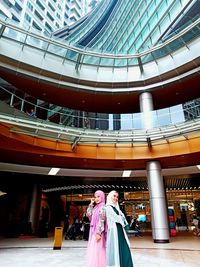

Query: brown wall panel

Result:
[0,122,200,169]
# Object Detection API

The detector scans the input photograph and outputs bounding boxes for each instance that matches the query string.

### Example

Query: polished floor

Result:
[0,234,199,267]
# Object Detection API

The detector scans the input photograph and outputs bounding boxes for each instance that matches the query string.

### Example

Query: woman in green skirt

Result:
[105,190,134,267]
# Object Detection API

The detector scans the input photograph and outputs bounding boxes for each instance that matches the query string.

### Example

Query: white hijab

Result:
[106,190,120,212]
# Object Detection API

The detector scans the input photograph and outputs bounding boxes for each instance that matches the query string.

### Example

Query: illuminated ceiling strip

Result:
[0,190,7,196]
[122,170,132,177]
[48,168,60,175]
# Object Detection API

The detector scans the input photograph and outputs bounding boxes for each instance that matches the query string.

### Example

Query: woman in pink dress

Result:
[86,190,106,267]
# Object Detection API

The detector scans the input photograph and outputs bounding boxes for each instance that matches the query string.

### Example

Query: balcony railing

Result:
[0,15,200,69]
[0,84,199,132]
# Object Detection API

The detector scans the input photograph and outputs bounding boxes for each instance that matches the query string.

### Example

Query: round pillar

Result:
[29,184,41,235]
[146,161,170,243]
[139,92,154,129]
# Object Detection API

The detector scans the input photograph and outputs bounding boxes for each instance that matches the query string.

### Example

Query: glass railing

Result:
[0,15,200,68]
[0,85,199,131]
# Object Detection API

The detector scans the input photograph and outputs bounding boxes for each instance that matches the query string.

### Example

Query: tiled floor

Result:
[0,234,199,267]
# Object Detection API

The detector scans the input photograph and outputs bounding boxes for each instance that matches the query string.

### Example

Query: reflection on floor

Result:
[0,233,199,267]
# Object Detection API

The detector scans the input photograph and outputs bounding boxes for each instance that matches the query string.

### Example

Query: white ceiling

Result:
[0,162,199,177]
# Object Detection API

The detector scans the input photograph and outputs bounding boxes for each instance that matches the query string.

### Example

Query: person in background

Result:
[106,190,134,267]
[64,214,69,240]
[84,117,90,128]
[67,216,82,240]
[68,202,80,230]
[86,190,106,267]
[27,108,36,118]
[192,215,200,236]
[82,212,90,241]
[130,218,142,237]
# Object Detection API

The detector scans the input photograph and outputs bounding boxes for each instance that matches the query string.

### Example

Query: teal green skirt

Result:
[116,223,134,267]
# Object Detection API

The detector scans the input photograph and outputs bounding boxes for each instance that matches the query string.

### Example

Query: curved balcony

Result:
[0,84,199,170]
[1,84,200,131]
[0,16,200,113]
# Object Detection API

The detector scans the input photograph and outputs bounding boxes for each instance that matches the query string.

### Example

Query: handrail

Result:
[0,113,199,145]
[0,15,200,68]
[0,85,200,132]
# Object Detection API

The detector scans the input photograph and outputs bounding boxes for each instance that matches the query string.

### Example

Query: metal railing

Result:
[0,110,200,147]
[0,85,200,134]
[0,15,200,69]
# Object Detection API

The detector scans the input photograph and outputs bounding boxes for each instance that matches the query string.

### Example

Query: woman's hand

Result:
[90,197,95,205]
[96,233,101,241]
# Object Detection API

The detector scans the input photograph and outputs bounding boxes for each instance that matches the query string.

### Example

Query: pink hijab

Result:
[90,190,105,233]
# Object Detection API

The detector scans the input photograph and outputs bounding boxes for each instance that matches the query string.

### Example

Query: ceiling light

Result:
[48,168,60,175]
[0,191,7,197]
[122,170,131,177]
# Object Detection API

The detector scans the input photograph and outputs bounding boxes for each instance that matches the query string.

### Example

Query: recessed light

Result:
[122,170,131,177]
[48,168,60,175]
[0,191,7,197]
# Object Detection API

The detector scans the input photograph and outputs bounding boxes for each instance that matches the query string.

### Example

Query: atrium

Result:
[0,0,200,243]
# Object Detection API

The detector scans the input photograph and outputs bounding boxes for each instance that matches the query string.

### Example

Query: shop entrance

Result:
[41,189,200,237]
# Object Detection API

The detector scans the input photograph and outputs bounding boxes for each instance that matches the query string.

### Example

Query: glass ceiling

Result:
[58,0,200,54]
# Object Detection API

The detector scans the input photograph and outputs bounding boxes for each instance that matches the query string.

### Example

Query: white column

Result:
[29,184,41,235]
[139,92,154,129]
[146,161,170,243]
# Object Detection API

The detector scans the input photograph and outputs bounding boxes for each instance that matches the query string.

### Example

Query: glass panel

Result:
[182,28,200,44]
[3,27,26,43]
[121,114,133,130]
[26,35,48,50]
[82,54,100,65]
[167,38,185,53]
[151,46,169,59]
[140,53,154,64]
[170,104,185,124]
[65,49,79,62]
[157,108,171,126]
[48,43,67,57]
[114,58,127,67]
[151,110,159,128]
[127,57,138,66]
[133,113,143,129]
[99,57,114,67]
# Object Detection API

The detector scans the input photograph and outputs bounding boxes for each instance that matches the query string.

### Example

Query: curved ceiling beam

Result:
[0,122,199,170]
[0,67,200,113]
